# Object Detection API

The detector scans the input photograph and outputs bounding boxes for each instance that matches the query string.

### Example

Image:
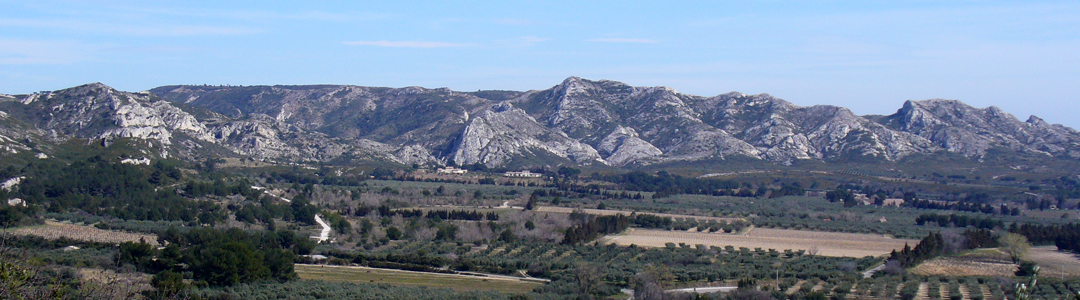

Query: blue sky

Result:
[2,1,1079,127]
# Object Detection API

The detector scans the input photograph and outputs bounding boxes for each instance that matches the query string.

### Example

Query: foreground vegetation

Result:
[2,142,1080,299]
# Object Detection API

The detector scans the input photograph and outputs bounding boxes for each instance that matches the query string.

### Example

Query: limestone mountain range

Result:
[1,77,1077,169]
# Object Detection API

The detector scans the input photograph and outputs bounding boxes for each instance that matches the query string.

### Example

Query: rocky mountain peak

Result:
[3,78,1078,168]
[7,83,214,151]
[1027,115,1046,126]
[882,98,1080,158]
[451,103,602,167]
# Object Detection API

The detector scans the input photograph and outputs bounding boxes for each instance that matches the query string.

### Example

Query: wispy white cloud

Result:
[519,36,550,43]
[0,18,259,36]
[503,36,550,47]
[493,18,533,26]
[0,39,91,65]
[115,6,385,23]
[589,38,658,44]
[492,36,551,48]
[343,40,472,48]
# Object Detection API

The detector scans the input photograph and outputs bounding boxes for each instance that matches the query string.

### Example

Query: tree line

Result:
[889,232,946,267]
[906,198,1001,215]
[8,156,227,225]
[562,214,631,245]
[119,227,313,292]
[601,171,806,198]
[915,213,1004,230]
[1009,222,1080,253]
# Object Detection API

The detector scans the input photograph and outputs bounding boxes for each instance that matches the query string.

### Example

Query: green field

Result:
[295,264,542,294]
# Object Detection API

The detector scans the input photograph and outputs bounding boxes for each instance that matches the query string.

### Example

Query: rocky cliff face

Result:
[0,83,218,160]
[882,99,1080,159]
[450,102,603,166]
[1,78,1077,168]
[0,98,47,155]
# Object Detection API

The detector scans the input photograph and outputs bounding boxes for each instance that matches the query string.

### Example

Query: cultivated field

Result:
[295,264,542,294]
[911,246,1080,278]
[601,228,916,257]
[535,206,745,223]
[78,268,153,295]
[1024,246,1080,278]
[3,221,159,245]
[910,249,1016,277]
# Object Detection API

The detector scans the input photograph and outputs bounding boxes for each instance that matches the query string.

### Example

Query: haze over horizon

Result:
[2,1,1078,128]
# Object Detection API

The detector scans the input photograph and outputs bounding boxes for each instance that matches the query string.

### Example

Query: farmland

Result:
[910,249,1017,277]
[909,246,1080,279]
[534,206,745,223]
[1021,246,1080,278]
[78,268,153,295]
[600,227,917,257]
[3,221,159,245]
[295,264,541,294]
[5,151,1080,299]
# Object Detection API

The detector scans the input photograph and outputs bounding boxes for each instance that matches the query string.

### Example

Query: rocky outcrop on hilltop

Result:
[882,99,1080,159]
[451,102,602,166]
[0,105,47,155]
[1,83,215,156]
[1,78,1076,168]
[598,126,663,166]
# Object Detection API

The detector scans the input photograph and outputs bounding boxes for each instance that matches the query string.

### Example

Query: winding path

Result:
[862,263,886,278]
[252,186,323,242]
[312,214,331,243]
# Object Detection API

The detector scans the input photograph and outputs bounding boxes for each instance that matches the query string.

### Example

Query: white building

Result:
[504,170,542,178]
[7,198,25,206]
[882,198,905,207]
[437,167,468,174]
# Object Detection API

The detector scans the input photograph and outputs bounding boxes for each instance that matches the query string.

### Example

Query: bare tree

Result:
[941,229,968,254]
[632,264,675,300]
[999,233,1031,263]
[574,263,603,297]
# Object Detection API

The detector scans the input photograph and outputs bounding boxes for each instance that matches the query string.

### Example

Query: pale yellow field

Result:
[4,221,159,246]
[601,228,916,257]
[534,206,745,223]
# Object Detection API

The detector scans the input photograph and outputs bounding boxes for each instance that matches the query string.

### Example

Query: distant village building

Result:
[436,167,468,174]
[503,170,542,178]
[6,198,24,206]
[805,190,827,198]
[881,198,905,207]
[855,193,871,205]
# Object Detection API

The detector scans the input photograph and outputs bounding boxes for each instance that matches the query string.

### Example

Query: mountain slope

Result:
[881,99,1080,159]
[0,78,1076,169]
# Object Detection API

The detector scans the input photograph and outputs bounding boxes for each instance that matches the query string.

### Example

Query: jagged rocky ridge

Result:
[0,77,1077,168]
